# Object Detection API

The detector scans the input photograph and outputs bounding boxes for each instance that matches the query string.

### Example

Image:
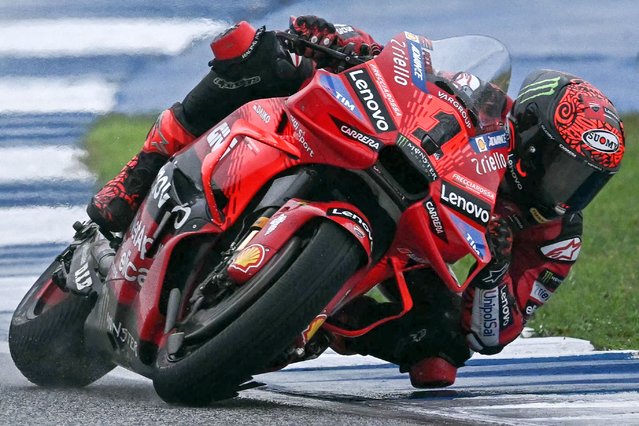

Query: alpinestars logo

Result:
[539,237,582,262]
[347,69,396,133]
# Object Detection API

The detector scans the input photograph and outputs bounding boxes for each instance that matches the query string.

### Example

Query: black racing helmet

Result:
[505,69,625,221]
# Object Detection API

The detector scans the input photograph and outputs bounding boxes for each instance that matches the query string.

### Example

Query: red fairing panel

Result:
[227,199,373,284]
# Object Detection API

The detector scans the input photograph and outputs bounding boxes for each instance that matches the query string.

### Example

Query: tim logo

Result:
[319,73,363,119]
[539,237,582,262]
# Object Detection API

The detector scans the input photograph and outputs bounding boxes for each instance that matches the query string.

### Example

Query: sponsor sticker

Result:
[74,262,93,291]
[407,38,427,92]
[390,38,410,87]
[582,129,620,153]
[536,269,565,290]
[396,134,439,182]
[301,314,328,345]
[539,237,582,262]
[471,151,508,175]
[347,68,396,133]
[531,280,553,304]
[368,63,402,117]
[517,76,561,103]
[524,300,542,318]
[440,181,491,227]
[437,91,472,129]
[449,172,496,201]
[252,103,271,124]
[498,286,513,328]
[207,121,239,158]
[328,207,373,246]
[229,244,266,273]
[449,214,488,259]
[404,31,420,43]
[332,116,382,151]
[423,198,447,242]
[473,287,499,346]
[264,214,287,236]
[319,73,363,119]
[469,129,510,153]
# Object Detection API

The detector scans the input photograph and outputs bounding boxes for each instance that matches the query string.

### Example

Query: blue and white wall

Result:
[0,16,228,333]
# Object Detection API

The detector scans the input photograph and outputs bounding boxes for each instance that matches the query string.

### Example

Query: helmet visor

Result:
[524,139,613,213]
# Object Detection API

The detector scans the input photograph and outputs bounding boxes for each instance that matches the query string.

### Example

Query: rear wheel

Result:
[9,258,114,387]
[153,220,362,405]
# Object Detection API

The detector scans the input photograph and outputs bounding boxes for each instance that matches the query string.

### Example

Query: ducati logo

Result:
[539,237,582,262]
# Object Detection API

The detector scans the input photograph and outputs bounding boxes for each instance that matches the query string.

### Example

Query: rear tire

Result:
[9,259,114,387]
[153,220,362,405]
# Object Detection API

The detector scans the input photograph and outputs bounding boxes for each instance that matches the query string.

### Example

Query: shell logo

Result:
[229,244,266,273]
[302,314,328,345]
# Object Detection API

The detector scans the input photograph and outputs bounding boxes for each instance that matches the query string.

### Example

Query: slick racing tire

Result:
[9,259,115,387]
[153,220,363,406]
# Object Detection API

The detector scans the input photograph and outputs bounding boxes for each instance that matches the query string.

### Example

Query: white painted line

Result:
[0,18,228,57]
[0,77,117,113]
[285,336,597,370]
[0,206,86,247]
[0,146,94,182]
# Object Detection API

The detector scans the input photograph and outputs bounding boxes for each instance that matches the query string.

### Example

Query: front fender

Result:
[227,199,372,284]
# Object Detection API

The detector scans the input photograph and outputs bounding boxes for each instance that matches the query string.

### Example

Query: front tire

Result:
[9,259,114,387]
[153,220,362,405]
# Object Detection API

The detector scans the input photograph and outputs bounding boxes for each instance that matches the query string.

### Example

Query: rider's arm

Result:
[165,16,380,146]
[462,211,582,355]
[171,22,314,139]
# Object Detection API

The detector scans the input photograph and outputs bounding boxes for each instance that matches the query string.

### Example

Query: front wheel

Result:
[153,220,363,405]
[9,258,114,387]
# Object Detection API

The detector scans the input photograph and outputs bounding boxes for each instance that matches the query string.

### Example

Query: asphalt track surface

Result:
[2,341,639,425]
[1,1,638,424]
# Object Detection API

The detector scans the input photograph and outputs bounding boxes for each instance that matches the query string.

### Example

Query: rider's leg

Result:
[332,268,471,388]
[87,22,312,232]
[86,108,194,232]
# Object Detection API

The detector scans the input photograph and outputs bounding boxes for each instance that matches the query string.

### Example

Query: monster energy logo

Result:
[517,76,561,103]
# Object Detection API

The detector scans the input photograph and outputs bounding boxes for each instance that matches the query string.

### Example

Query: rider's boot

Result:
[332,272,472,388]
[408,355,460,388]
[86,109,195,232]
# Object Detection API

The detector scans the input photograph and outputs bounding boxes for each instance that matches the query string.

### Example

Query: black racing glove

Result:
[288,15,382,68]
[473,215,513,288]
[461,216,520,355]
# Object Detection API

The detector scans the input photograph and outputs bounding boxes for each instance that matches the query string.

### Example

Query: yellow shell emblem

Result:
[229,244,266,273]
[302,314,327,344]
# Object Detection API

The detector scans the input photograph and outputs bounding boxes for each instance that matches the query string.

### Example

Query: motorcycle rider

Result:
[86,16,626,387]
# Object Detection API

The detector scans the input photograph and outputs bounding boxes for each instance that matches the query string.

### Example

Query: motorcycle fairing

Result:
[99,31,513,366]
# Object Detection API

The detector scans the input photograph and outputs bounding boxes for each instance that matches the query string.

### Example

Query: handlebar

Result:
[275,31,369,68]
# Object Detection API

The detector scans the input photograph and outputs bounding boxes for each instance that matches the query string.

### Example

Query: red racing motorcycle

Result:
[9,30,512,405]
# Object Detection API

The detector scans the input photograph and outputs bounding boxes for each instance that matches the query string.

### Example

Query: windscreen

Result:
[426,36,512,131]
